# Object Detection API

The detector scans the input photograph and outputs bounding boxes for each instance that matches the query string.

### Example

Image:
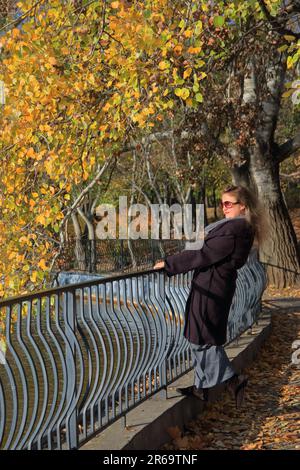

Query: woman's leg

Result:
[190,343,236,389]
[181,343,248,406]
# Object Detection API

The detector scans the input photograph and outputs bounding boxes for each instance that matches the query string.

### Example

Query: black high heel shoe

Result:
[176,385,208,401]
[226,374,248,408]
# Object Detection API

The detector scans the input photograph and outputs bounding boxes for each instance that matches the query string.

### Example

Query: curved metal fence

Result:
[0,249,266,449]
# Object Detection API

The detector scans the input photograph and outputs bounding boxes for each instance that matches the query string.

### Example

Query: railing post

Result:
[65,290,78,449]
[120,240,124,269]
[151,239,155,265]
[158,271,168,399]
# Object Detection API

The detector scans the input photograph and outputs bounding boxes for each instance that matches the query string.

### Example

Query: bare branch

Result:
[77,207,94,240]
[280,171,300,181]
[60,155,114,228]
[258,0,300,39]
[0,0,43,33]
[275,132,300,162]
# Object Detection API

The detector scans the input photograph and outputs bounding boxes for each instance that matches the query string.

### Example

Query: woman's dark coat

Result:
[164,217,255,346]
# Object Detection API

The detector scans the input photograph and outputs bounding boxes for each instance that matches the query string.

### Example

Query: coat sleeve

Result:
[164,232,235,276]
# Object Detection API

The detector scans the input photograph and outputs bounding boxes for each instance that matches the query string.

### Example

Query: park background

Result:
[0,0,299,451]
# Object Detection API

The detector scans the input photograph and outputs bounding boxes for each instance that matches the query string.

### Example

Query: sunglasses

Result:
[219,200,240,209]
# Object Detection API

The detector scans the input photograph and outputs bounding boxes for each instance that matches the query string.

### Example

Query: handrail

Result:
[0,248,266,449]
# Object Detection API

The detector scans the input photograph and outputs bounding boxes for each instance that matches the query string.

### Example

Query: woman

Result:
[154,185,264,407]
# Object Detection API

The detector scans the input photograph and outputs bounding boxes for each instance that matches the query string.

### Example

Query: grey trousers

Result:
[190,342,236,389]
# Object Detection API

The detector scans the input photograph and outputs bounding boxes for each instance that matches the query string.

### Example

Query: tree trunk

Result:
[77,208,96,273]
[71,213,86,271]
[231,51,300,287]
[212,187,218,220]
[233,156,300,287]
[200,183,208,227]
[251,157,300,287]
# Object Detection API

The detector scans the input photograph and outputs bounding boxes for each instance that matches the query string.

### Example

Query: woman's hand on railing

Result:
[153,261,165,270]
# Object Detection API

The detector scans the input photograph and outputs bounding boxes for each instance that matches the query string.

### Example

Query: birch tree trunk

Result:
[71,213,86,271]
[77,208,96,273]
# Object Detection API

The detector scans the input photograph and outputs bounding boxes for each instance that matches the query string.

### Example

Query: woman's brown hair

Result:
[222,185,269,247]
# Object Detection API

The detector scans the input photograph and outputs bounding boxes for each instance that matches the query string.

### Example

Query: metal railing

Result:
[57,238,185,274]
[0,248,266,450]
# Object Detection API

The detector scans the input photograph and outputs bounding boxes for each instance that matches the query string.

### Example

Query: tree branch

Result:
[0,0,43,33]
[258,0,300,39]
[280,171,300,181]
[275,131,300,162]
[60,155,114,228]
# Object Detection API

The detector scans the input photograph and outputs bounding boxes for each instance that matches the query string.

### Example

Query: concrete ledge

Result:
[80,311,271,451]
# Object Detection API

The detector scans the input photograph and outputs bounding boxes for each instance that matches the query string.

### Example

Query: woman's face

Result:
[221,192,246,218]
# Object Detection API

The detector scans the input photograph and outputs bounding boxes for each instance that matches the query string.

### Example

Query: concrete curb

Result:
[80,311,271,451]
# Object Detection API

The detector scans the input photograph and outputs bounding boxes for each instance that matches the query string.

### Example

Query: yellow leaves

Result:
[61,46,69,55]
[132,112,146,126]
[29,199,36,209]
[174,87,190,100]
[7,184,15,195]
[173,45,182,55]
[30,271,37,283]
[158,60,170,70]
[284,35,297,42]
[38,259,47,271]
[18,236,28,246]
[198,71,207,79]
[39,124,52,134]
[287,56,294,69]
[11,29,20,39]
[36,214,46,225]
[102,102,111,112]
[183,68,192,79]
[146,104,155,115]
[8,251,17,260]
[194,20,203,36]
[183,29,193,38]
[48,57,57,66]
[0,0,216,300]
[87,73,96,85]
[187,46,202,54]
[82,170,89,180]
[23,113,34,123]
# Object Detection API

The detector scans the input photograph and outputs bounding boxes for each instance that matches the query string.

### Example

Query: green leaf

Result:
[195,20,203,36]
[195,92,203,102]
[277,45,288,52]
[213,16,225,27]
[174,76,185,85]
